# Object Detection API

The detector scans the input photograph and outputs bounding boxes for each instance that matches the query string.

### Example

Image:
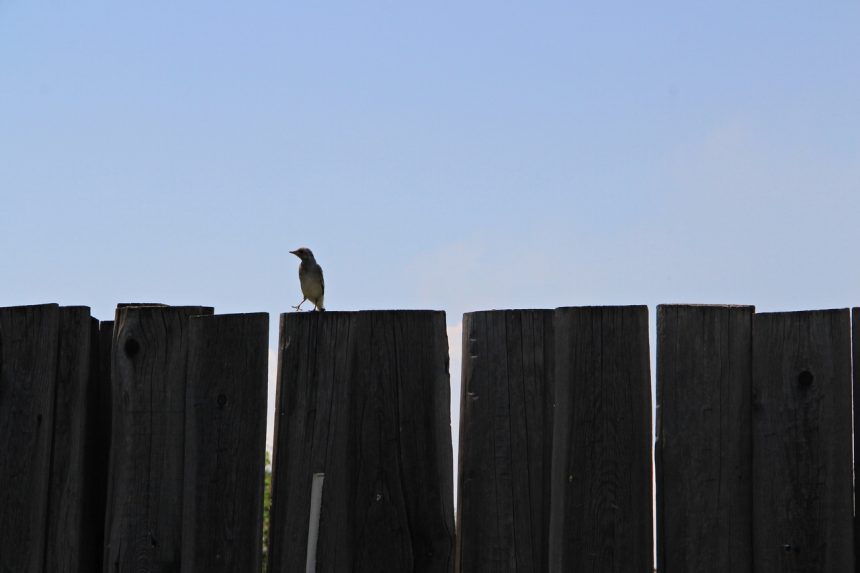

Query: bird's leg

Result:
[291,298,306,311]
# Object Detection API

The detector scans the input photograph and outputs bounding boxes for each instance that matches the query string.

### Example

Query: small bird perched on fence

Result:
[290,247,325,311]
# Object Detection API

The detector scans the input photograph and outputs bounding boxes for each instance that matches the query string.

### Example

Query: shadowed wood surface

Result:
[456,310,554,573]
[655,305,753,573]
[752,310,854,572]
[96,318,114,562]
[4,301,860,571]
[268,311,455,573]
[0,304,60,573]
[43,307,102,572]
[182,313,269,572]
[103,305,213,572]
[854,308,860,573]
[548,306,653,573]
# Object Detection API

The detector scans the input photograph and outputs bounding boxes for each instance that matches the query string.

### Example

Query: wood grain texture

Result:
[655,305,753,573]
[752,310,854,572]
[43,307,103,572]
[182,313,269,572]
[103,305,213,573]
[268,311,455,573]
[0,304,60,573]
[455,310,554,573]
[548,306,653,573]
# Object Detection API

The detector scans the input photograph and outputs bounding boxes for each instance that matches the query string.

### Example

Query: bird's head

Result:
[290,247,315,261]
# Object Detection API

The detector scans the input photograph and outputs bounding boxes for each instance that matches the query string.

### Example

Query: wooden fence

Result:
[0,303,857,572]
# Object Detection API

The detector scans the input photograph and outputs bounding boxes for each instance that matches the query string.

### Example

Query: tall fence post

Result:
[752,309,854,572]
[103,305,213,572]
[268,311,455,573]
[43,307,103,571]
[455,310,554,573]
[0,304,60,573]
[548,306,652,572]
[181,312,269,571]
[655,304,753,573]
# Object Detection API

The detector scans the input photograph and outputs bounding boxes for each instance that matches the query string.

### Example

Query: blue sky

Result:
[2,1,859,449]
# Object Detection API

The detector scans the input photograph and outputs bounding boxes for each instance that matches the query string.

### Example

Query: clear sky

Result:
[2,1,859,452]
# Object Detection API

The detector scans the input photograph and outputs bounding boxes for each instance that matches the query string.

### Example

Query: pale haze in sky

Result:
[2,2,858,455]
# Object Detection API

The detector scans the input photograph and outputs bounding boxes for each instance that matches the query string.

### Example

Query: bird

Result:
[289,247,325,311]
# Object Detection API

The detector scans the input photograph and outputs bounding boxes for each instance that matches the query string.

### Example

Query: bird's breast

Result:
[299,266,323,299]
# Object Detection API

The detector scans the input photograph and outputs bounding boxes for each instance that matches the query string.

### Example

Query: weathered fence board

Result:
[548,306,652,573]
[752,310,854,572]
[455,310,554,573]
[43,307,102,572]
[182,313,269,571]
[103,305,213,572]
[268,311,455,573]
[655,305,753,573]
[0,304,60,573]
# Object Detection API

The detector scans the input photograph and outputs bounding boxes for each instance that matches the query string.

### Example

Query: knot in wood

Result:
[124,338,140,357]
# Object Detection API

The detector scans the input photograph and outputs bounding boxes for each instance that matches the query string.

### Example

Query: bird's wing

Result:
[320,269,325,295]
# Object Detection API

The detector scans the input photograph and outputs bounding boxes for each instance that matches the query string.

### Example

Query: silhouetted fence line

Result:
[0,303,858,572]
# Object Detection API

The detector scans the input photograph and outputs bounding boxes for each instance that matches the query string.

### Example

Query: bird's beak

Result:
[289,249,299,256]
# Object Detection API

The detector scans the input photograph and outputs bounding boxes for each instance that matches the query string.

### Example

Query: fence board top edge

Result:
[463,308,555,317]
[657,303,754,309]
[58,305,93,312]
[0,302,60,311]
[754,307,850,317]
[115,305,214,313]
[280,309,446,317]
[189,312,269,321]
[555,304,648,311]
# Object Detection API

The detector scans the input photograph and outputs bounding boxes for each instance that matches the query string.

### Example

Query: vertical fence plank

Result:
[548,306,652,573]
[854,308,860,573]
[182,313,269,572]
[44,307,102,571]
[752,310,854,572]
[103,305,213,572]
[655,305,753,573]
[455,310,554,573]
[96,319,114,559]
[0,304,60,573]
[268,311,349,573]
[268,311,455,573]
